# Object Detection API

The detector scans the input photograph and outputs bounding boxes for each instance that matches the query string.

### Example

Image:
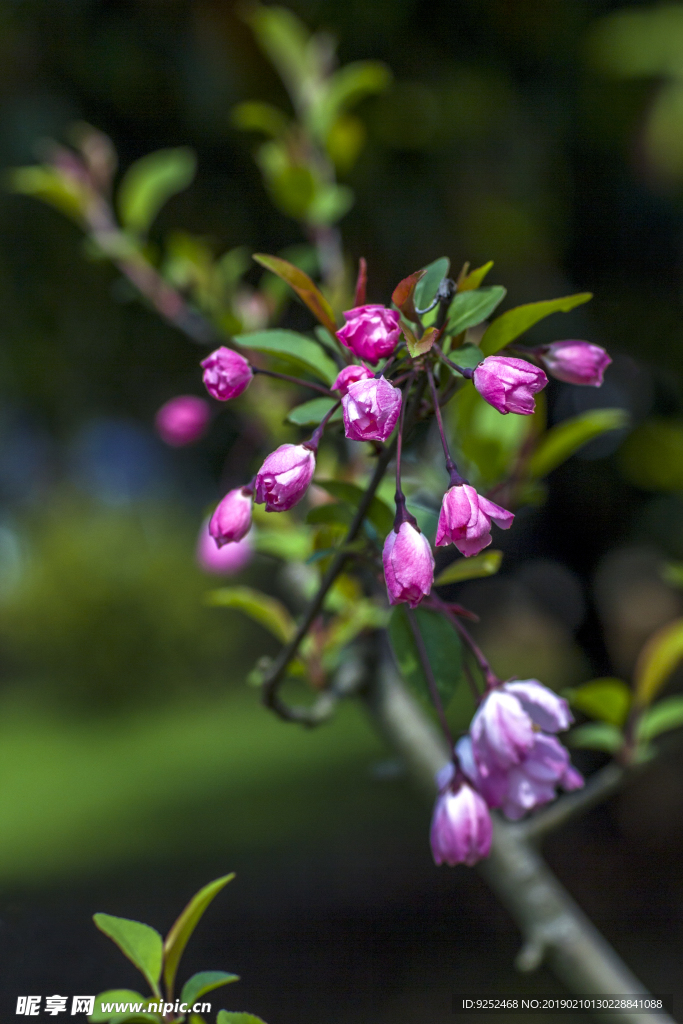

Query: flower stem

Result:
[252,366,333,397]
[394,372,417,529]
[431,593,499,690]
[426,365,466,487]
[433,342,474,379]
[304,400,342,452]
[406,607,455,751]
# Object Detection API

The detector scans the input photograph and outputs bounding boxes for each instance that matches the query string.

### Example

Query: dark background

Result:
[0,1,682,1021]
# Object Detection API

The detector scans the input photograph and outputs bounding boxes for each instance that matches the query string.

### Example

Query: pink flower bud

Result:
[539,340,611,386]
[430,781,492,866]
[332,363,374,397]
[337,304,401,363]
[502,679,573,733]
[436,484,513,557]
[200,346,253,401]
[470,689,535,771]
[254,443,316,512]
[209,487,253,546]
[196,517,252,574]
[155,395,210,446]
[472,356,547,415]
[501,733,583,820]
[382,521,435,608]
[342,376,402,442]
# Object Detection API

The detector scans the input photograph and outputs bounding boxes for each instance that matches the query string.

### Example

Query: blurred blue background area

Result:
[1,1,683,1020]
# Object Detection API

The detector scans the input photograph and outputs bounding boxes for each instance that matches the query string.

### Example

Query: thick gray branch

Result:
[365,662,676,1024]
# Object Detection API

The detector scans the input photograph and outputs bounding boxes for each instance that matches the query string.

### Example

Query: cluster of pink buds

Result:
[430,679,583,866]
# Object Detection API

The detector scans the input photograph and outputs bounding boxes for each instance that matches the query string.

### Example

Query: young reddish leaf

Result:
[253,254,337,336]
[391,268,426,321]
[404,325,440,358]
[163,874,235,999]
[354,256,367,306]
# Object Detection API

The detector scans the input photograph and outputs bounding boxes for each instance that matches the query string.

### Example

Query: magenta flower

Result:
[337,304,401,363]
[430,781,492,867]
[473,356,547,415]
[503,679,573,733]
[436,484,513,557]
[155,395,210,446]
[501,733,584,820]
[200,346,253,401]
[470,689,535,772]
[455,736,508,809]
[382,521,435,608]
[196,518,252,575]
[332,363,374,397]
[254,443,316,512]
[539,340,611,387]
[209,487,253,546]
[469,678,574,775]
[342,376,402,442]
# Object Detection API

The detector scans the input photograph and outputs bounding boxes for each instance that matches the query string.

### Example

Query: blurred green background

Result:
[2,1,683,1020]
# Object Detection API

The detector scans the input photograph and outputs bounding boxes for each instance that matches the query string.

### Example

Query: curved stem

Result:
[426,365,466,486]
[252,366,333,397]
[406,607,455,751]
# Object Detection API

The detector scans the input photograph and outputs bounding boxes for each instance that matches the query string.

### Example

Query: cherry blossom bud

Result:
[254,443,316,512]
[538,340,611,387]
[470,689,535,772]
[201,346,253,401]
[209,487,253,546]
[332,363,374,397]
[382,521,435,608]
[342,376,402,442]
[502,679,573,733]
[337,304,401,363]
[155,396,210,446]
[436,484,513,557]
[430,781,492,866]
[500,733,583,820]
[196,518,252,574]
[473,356,547,415]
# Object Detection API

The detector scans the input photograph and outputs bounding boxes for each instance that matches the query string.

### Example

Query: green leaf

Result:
[306,504,354,527]
[180,972,240,1008]
[9,165,87,222]
[446,286,507,337]
[205,587,295,644]
[307,183,355,226]
[567,678,631,727]
[634,617,683,707]
[163,874,235,1000]
[403,324,439,358]
[413,257,450,312]
[89,990,158,1024]
[93,916,163,997]
[458,261,494,292]
[637,695,683,742]
[480,292,593,356]
[231,101,290,138]
[236,329,338,386]
[253,529,312,562]
[285,397,342,427]
[253,254,338,337]
[245,4,310,104]
[117,148,196,234]
[448,344,484,370]
[434,550,502,586]
[217,1014,268,1024]
[314,61,392,137]
[527,408,629,479]
[388,605,462,711]
[314,479,394,535]
[618,418,683,492]
[568,722,624,753]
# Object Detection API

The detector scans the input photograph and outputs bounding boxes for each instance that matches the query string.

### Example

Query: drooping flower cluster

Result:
[430,679,583,867]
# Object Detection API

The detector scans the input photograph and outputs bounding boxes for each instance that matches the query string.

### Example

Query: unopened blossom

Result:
[209,487,253,546]
[382,521,435,608]
[332,363,373,397]
[470,679,574,774]
[430,781,492,866]
[342,376,402,442]
[254,443,316,512]
[337,304,401,363]
[196,518,252,575]
[501,733,583,820]
[473,355,547,415]
[155,395,210,446]
[200,346,253,401]
[436,484,513,557]
[538,340,611,387]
